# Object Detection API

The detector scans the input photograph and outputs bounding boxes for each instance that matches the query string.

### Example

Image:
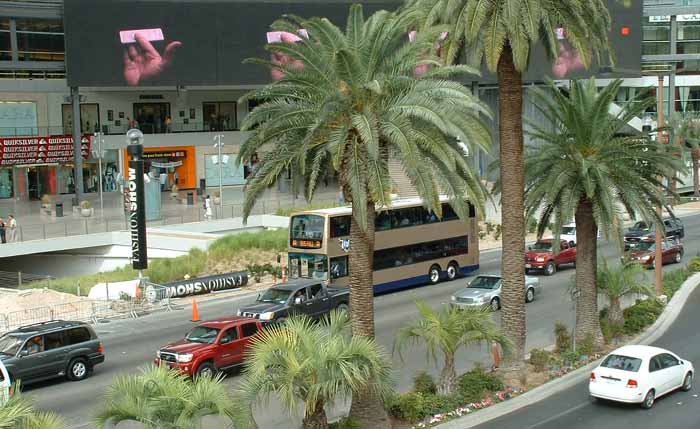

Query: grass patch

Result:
[24,229,288,295]
[274,201,341,217]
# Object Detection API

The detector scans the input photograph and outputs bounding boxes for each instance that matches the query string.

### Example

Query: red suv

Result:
[525,239,577,276]
[154,317,263,378]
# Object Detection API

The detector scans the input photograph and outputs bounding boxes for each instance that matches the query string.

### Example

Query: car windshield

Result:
[600,354,642,372]
[0,334,23,356]
[468,276,500,290]
[631,221,651,231]
[185,326,220,344]
[561,226,575,235]
[531,242,552,251]
[258,288,292,304]
[635,241,655,252]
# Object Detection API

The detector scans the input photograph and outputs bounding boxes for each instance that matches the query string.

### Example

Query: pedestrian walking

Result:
[0,217,6,244]
[7,215,17,242]
[204,195,213,220]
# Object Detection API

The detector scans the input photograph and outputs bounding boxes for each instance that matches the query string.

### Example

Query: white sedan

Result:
[589,345,694,409]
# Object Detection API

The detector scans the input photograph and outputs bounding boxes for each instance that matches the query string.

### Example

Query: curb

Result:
[436,272,700,429]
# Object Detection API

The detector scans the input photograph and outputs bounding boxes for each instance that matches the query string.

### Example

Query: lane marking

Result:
[524,402,590,428]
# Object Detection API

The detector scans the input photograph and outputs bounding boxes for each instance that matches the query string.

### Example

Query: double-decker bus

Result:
[287,196,479,294]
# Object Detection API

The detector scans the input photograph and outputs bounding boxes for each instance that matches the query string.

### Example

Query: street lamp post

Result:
[213,134,225,210]
[655,75,666,297]
[92,131,105,214]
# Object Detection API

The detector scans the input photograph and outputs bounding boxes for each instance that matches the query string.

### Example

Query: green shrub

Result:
[387,392,434,423]
[329,418,359,429]
[599,312,624,343]
[561,349,581,365]
[275,202,340,217]
[687,257,700,273]
[577,333,597,356]
[529,349,552,372]
[526,217,538,234]
[485,222,494,234]
[662,269,689,298]
[554,322,571,353]
[412,371,437,395]
[456,368,504,403]
[207,229,288,262]
[622,298,664,335]
[494,224,502,240]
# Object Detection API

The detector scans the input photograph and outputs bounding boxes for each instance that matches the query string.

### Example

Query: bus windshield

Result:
[291,215,325,240]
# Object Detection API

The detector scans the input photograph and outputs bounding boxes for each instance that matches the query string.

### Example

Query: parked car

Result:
[623,238,684,268]
[525,239,577,276]
[237,279,349,323]
[624,218,684,250]
[589,345,694,409]
[0,359,10,406]
[155,317,264,378]
[0,320,104,385]
[558,223,601,246]
[450,274,541,311]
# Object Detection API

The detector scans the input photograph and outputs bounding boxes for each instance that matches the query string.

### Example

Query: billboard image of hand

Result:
[122,31,181,86]
[267,30,308,80]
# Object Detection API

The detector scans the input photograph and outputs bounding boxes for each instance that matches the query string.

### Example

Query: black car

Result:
[624,218,684,250]
[0,320,104,385]
[237,279,349,324]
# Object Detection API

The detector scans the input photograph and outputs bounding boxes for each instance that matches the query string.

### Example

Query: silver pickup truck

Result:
[450,274,541,311]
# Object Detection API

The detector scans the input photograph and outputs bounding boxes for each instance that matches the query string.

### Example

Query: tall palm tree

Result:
[669,112,700,197]
[408,0,614,365]
[0,389,64,429]
[240,311,393,429]
[523,78,683,344]
[394,301,511,395]
[95,365,250,429]
[598,260,653,328]
[237,6,491,425]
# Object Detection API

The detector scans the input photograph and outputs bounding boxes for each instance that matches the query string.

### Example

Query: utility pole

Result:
[71,87,84,205]
[655,75,666,297]
[214,134,225,208]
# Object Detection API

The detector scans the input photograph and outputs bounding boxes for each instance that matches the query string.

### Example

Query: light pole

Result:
[655,75,667,297]
[92,131,105,214]
[213,134,225,209]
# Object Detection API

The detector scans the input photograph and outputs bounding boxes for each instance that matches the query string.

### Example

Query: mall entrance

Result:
[133,103,170,134]
[17,165,56,200]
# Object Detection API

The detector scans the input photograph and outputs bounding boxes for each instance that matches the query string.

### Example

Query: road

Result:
[473,274,700,429]
[28,213,700,428]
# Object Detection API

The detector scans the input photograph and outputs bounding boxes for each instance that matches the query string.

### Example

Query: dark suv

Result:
[0,320,104,385]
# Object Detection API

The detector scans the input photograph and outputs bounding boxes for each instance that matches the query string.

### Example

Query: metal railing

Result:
[0,122,243,138]
[0,270,54,289]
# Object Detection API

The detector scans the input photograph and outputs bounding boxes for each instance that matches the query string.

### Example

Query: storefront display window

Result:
[62,103,100,134]
[205,154,245,186]
[56,149,119,195]
[0,101,38,136]
[125,146,195,190]
[0,168,13,199]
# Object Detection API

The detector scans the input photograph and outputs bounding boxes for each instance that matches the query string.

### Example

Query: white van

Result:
[558,223,600,245]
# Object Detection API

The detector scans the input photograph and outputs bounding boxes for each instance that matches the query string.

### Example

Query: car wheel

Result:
[675,251,683,264]
[67,357,89,381]
[641,389,655,409]
[335,303,349,313]
[682,372,693,392]
[544,261,556,276]
[525,288,535,303]
[446,262,459,281]
[196,362,216,379]
[428,265,441,285]
[490,297,501,311]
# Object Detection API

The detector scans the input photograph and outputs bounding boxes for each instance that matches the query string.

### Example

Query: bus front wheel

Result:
[428,265,441,285]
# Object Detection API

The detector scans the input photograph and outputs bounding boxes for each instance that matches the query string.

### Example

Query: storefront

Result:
[124,146,196,190]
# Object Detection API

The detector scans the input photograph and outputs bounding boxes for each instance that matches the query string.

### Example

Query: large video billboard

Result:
[64,0,641,87]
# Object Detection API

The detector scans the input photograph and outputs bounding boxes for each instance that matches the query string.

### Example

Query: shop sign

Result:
[158,271,248,298]
[126,162,148,270]
[142,150,187,159]
[291,238,322,249]
[0,135,91,166]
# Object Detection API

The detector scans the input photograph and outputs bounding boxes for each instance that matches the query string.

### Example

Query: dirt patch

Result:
[0,288,91,314]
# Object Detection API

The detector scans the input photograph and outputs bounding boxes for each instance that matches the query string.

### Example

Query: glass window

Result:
[62,103,99,134]
[258,288,292,304]
[185,326,220,344]
[288,253,328,280]
[0,101,38,136]
[203,102,237,131]
[441,203,458,220]
[330,256,349,279]
[659,353,680,369]
[219,327,239,344]
[22,336,44,355]
[0,18,10,61]
[649,356,662,372]
[308,284,324,300]
[468,276,501,290]
[290,215,325,241]
[43,331,66,350]
[0,334,24,356]
[15,18,64,62]
[0,168,13,199]
[241,323,258,338]
[643,20,671,56]
[330,215,351,237]
[531,241,553,251]
[66,328,91,345]
[373,236,469,271]
[601,354,643,372]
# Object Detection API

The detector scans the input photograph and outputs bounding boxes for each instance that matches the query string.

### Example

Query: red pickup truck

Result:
[154,316,263,377]
[525,239,577,276]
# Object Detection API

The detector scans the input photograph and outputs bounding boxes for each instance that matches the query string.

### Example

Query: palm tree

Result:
[0,389,64,429]
[95,365,249,429]
[408,0,614,365]
[237,6,490,425]
[523,78,683,344]
[597,260,653,328]
[394,301,511,395]
[668,112,700,197]
[240,311,393,429]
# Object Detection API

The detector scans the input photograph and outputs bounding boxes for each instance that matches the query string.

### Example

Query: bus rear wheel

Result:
[428,265,441,285]
[446,262,459,281]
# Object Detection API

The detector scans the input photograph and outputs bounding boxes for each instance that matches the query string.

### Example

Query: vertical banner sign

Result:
[126,156,148,269]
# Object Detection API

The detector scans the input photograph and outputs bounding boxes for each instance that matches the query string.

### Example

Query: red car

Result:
[154,317,263,378]
[624,238,684,268]
[525,239,577,276]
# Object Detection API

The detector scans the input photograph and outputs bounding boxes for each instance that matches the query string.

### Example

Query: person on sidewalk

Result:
[0,217,6,244]
[7,215,16,242]
[204,195,213,220]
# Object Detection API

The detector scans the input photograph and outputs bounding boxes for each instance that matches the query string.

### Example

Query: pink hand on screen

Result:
[270,32,306,81]
[552,42,585,79]
[123,32,182,86]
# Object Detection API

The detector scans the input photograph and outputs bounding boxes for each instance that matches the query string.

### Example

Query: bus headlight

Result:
[259,312,275,321]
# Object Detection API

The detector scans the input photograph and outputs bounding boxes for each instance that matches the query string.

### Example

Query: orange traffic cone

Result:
[191,298,200,322]
[134,285,141,302]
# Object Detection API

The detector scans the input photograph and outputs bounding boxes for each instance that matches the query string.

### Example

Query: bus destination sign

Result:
[291,239,322,249]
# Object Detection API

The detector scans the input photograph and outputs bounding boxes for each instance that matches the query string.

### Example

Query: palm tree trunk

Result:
[693,147,699,198]
[574,197,604,346]
[347,199,389,428]
[437,352,457,395]
[496,43,527,366]
[303,401,329,429]
[607,296,624,328]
